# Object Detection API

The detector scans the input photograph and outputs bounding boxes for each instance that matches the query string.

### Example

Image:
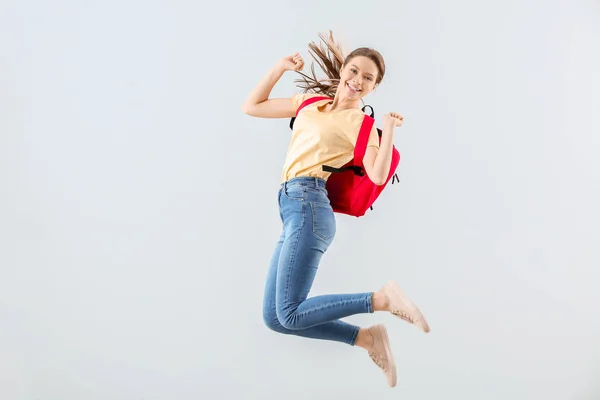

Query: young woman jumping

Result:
[241,31,430,388]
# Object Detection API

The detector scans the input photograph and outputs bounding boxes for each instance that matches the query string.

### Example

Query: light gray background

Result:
[1,0,599,399]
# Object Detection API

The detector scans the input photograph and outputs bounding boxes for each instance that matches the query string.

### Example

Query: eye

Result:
[350,68,357,74]
[366,76,373,81]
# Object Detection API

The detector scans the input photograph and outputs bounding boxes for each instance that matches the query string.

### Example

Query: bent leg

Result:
[274,211,373,331]
[262,230,361,345]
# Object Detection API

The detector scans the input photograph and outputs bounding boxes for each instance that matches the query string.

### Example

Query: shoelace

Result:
[369,351,387,371]
[391,308,415,323]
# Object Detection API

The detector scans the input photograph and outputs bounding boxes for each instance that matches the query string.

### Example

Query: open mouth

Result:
[346,82,362,94]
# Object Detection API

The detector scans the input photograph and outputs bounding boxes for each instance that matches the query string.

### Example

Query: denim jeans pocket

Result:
[310,202,336,241]
[283,185,305,201]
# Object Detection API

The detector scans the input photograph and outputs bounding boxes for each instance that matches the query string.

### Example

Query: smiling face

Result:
[338,55,380,100]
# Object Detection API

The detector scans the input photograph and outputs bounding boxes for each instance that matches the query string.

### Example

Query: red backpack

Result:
[290,96,401,217]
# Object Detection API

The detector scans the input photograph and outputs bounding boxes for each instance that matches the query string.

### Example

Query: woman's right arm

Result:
[241,53,304,118]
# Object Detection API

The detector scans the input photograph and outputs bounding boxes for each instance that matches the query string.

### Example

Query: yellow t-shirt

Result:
[280,93,380,183]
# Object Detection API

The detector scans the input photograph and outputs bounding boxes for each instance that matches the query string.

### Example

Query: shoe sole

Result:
[385,281,430,333]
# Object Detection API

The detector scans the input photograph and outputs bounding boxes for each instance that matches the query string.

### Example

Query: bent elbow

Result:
[369,174,385,186]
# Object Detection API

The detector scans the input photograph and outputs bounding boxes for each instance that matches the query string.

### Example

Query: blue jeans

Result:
[262,177,374,345]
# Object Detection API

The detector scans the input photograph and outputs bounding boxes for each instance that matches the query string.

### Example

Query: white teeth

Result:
[347,83,361,92]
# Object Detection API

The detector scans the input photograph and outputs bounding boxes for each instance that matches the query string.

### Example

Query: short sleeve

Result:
[345,112,381,150]
[292,92,319,112]
[367,123,380,149]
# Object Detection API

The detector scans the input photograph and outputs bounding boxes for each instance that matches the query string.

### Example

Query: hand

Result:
[277,52,305,72]
[383,112,404,128]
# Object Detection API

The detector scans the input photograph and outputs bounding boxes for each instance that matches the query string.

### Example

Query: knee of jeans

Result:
[263,307,285,332]
[275,305,300,330]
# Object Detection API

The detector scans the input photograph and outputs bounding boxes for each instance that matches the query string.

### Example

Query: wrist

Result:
[273,60,287,74]
[383,121,396,131]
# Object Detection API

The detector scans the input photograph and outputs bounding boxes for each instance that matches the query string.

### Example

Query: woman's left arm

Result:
[362,112,403,185]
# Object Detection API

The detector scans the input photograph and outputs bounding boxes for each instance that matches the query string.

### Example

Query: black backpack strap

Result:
[361,105,383,137]
[362,104,374,118]
[322,165,365,176]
